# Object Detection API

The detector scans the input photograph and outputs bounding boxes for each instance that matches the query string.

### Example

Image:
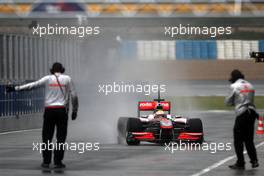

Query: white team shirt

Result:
[15,73,78,109]
[225,79,256,116]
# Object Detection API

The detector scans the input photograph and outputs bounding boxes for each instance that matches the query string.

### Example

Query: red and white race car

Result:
[117,98,204,145]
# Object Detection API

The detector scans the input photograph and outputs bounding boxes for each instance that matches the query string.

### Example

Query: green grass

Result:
[166,96,264,111]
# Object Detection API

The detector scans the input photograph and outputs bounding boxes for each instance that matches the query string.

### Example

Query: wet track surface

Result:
[0,111,264,176]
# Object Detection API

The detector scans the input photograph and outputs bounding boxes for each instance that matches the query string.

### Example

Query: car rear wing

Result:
[138,101,171,116]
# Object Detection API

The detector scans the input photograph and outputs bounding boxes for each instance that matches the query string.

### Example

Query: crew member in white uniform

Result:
[225,69,258,170]
[6,62,78,169]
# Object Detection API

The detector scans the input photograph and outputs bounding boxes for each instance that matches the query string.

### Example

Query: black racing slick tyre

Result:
[126,118,142,145]
[126,118,142,132]
[187,118,204,143]
[117,117,142,145]
[117,117,129,145]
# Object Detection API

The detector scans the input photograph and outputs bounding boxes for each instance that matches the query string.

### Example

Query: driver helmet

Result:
[154,103,165,115]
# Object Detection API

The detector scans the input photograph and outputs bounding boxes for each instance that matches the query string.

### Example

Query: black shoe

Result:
[251,161,259,168]
[41,163,50,169]
[54,163,66,169]
[41,163,50,172]
[228,163,245,170]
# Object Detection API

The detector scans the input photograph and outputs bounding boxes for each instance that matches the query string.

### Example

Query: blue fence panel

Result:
[176,40,217,60]
[184,41,193,59]
[259,40,264,52]
[3,87,7,116]
[7,91,11,116]
[192,41,201,59]
[200,42,209,59]
[0,86,4,116]
[208,41,217,59]
[175,41,184,59]
[0,85,45,117]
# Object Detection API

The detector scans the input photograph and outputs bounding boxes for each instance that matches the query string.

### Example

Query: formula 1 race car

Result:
[117,96,204,145]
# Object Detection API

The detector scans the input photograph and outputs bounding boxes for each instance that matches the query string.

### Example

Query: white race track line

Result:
[190,141,264,176]
[0,128,41,135]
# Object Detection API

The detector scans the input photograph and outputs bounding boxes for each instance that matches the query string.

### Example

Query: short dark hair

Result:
[50,62,65,74]
[229,69,245,83]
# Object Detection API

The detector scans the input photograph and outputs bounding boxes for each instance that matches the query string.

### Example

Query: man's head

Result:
[50,62,65,74]
[229,69,245,83]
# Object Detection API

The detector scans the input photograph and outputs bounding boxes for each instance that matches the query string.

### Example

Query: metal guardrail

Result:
[0,33,81,82]
[0,84,45,117]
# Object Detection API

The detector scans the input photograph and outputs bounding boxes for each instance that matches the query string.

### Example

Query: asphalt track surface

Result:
[1,111,264,176]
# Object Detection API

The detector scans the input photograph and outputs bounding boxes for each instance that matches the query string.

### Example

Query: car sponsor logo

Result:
[139,101,170,111]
